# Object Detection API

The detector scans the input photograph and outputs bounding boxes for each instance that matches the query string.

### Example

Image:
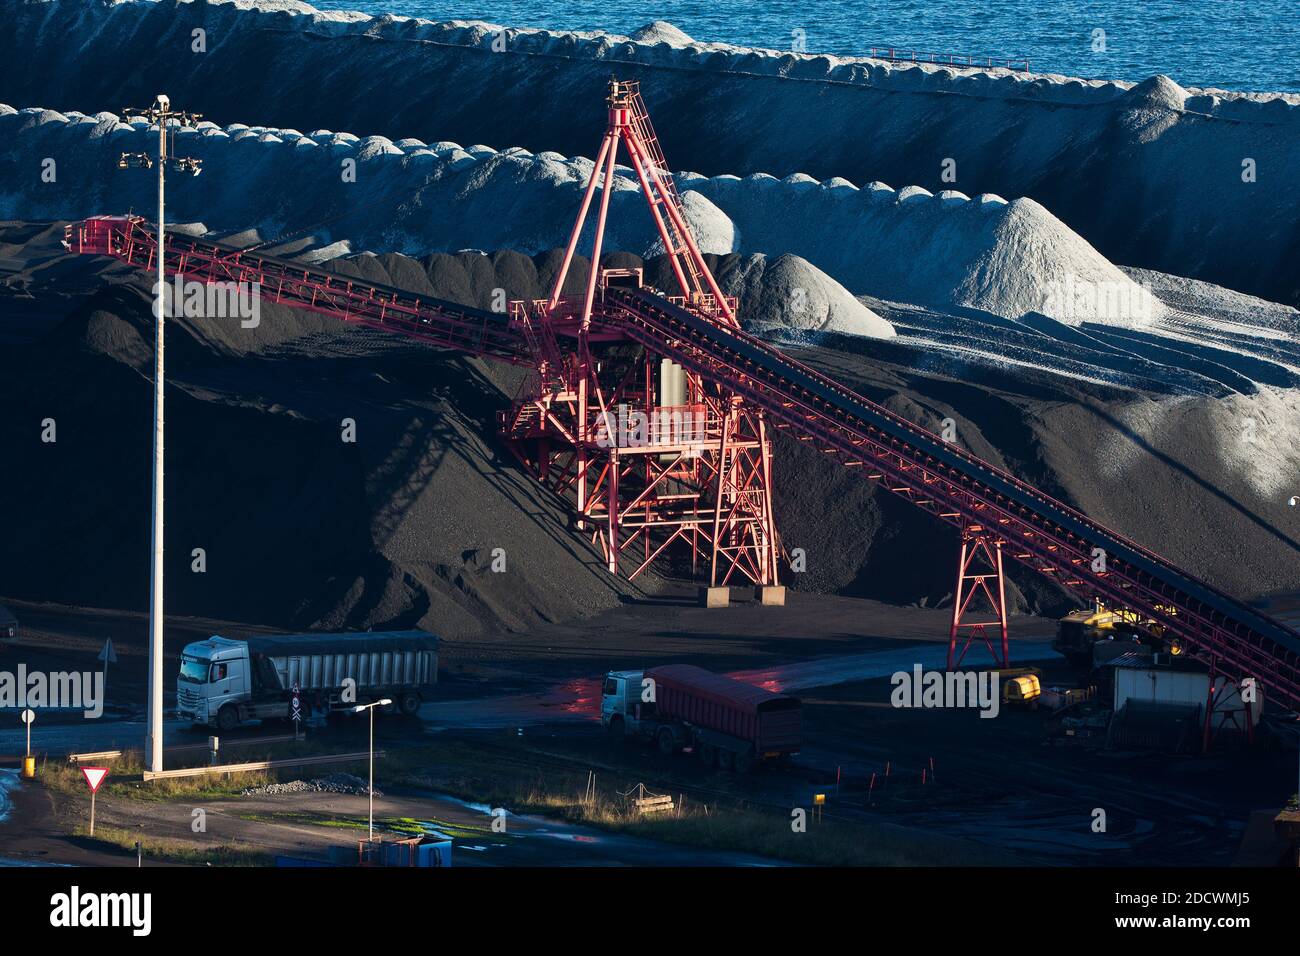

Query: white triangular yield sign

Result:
[81,767,109,792]
[98,638,117,664]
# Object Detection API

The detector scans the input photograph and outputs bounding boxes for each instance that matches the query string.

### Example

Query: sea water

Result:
[309,0,1300,93]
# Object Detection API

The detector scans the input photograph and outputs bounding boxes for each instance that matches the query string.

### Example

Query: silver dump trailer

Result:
[177,630,438,731]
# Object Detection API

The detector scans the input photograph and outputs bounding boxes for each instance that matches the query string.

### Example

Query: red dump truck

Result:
[601,664,801,772]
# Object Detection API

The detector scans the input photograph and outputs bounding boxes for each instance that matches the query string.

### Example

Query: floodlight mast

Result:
[117,94,203,774]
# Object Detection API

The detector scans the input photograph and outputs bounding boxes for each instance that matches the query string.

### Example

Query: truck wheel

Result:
[698,743,717,767]
[398,692,421,717]
[216,705,239,732]
[717,749,735,772]
[657,727,676,755]
[607,715,625,740]
[733,750,755,774]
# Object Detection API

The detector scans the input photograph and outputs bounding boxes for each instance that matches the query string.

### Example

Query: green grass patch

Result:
[40,755,274,800]
[77,825,272,867]
[233,810,503,842]
[38,742,372,801]
[378,738,1005,866]
[492,784,953,866]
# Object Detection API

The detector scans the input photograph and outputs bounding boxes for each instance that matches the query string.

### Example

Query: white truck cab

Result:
[601,669,646,734]
[176,637,251,729]
[179,630,439,731]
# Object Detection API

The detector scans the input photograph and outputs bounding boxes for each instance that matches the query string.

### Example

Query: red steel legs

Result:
[947,528,1010,669]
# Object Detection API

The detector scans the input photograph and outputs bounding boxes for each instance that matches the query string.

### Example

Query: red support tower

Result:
[498,79,781,600]
[946,526,1010,669]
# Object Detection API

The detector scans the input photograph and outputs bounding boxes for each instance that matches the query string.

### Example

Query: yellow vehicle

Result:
[1003,673,1042,707]
[1053,600,1182,665]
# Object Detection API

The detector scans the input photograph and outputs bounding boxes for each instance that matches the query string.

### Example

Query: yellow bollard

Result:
[21,755,36,779]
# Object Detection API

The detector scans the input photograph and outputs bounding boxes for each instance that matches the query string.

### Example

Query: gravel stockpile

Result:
[1,104,1156,327]
[324,248,893,339]
[1,0,1295,306]
[242,773,377,797]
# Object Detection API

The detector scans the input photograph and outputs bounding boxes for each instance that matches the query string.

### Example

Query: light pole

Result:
[354,699,392,840]
[1286,496,1298,799]
[118,95,202,774]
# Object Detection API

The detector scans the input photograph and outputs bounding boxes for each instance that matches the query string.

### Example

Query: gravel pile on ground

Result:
[242,773,377,797]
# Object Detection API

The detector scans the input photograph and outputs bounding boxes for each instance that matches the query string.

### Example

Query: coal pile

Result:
[0,243,663,638]
[4,225,1296,637]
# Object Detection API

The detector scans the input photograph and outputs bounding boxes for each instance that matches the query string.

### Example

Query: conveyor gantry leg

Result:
[947,529,1010,670]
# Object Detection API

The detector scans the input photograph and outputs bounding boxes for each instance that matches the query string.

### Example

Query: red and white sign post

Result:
[81,767,109,836]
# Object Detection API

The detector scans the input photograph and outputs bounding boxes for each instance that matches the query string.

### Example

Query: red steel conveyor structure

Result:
[64,80,1300,711]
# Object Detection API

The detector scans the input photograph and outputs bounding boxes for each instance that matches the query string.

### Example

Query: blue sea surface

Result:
[309,0,1300,92]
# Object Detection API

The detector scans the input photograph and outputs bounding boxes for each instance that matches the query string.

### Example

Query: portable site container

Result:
[1109,652,1262,731]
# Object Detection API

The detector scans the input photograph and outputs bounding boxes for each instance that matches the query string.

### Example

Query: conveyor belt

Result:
[606,286,1300,708]
[64,216,529,363]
